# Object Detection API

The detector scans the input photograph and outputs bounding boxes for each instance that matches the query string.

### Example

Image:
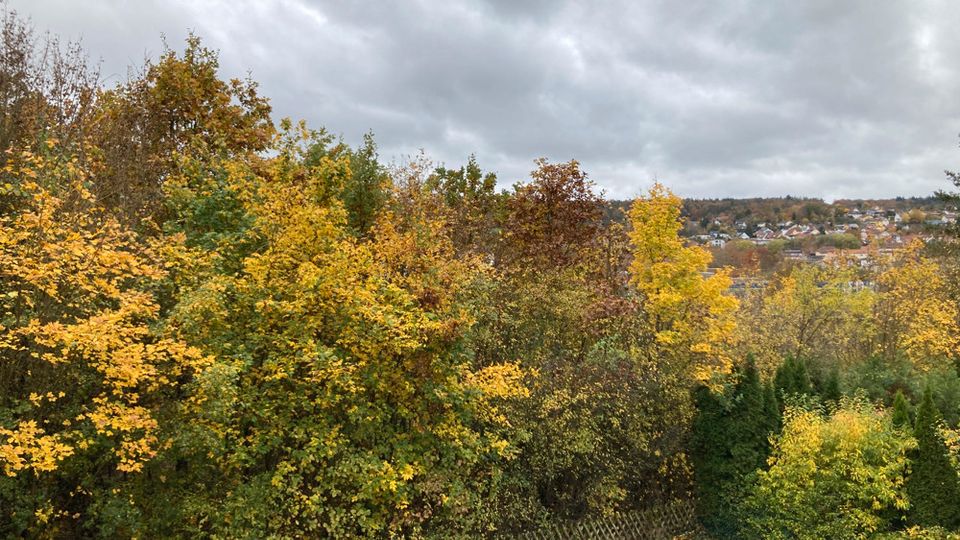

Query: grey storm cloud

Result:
[12,0,960,200]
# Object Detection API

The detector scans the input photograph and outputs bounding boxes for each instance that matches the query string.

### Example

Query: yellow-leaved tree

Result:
[0,145,208,531]
[627,183,738,382]
[875,241,960,370]
[744,398,914,538]
[737,263,876,376]
[163,126,527,537]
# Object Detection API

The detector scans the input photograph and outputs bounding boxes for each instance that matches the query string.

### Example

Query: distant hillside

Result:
[606,196,950,230]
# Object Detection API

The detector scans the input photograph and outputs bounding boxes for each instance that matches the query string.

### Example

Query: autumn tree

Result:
[0,6,99,157]
[738,263,875,376]
[475,177,716,532]
[502,158,603,270]
[0,145,207,536]
[92,35,273,223]
[161,125,527,537]
[875,243,960,370]
[428,154,503,257]
[745,399,914,539]
[627,182,738,382]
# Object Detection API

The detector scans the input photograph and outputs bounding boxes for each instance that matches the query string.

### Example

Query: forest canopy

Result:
[3,8,960,539]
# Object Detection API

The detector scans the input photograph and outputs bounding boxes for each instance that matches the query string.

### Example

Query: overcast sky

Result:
[12,0,960,200]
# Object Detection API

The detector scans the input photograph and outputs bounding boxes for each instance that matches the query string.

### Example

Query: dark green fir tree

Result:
[907,387,960,528]
[342,131,389,236]
[691,384,732,537]
[821,367,842,403]
[763,380,781,436]
[891,390,912,429]
[692,356,775,538]
[730,356,768,476]
[774,356,812,399]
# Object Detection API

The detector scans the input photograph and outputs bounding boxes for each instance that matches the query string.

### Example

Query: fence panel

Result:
[510,500,706,540]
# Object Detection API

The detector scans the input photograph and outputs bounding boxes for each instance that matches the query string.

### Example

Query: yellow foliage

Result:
[0,421,74,476]
[748,400,914,538]
[876,241,960,369]
[465,362,530,428]
[160,136,529,533]
[0,147,209,477]
[627,183,738,381]
[738,263,876,376]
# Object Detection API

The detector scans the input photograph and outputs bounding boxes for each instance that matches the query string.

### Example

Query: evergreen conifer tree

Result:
[728,356,770,533]
[774,356,812,399]
[692,356,776,538]
[691,385,732,536]
[763,380,781,437]
[822,367,842,403]
[891,390,911,429]
[792,357,812,395]
[730,357,767,473]
[907,387,960,528]
[774,356,792,396]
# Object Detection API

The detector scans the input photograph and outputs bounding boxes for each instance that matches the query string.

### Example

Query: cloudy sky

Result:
[12,0,960,200]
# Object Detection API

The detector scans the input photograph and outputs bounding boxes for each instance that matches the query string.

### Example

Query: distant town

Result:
[610,196,956,274]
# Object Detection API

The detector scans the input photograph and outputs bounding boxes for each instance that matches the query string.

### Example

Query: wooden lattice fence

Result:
[510,500,706,540]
